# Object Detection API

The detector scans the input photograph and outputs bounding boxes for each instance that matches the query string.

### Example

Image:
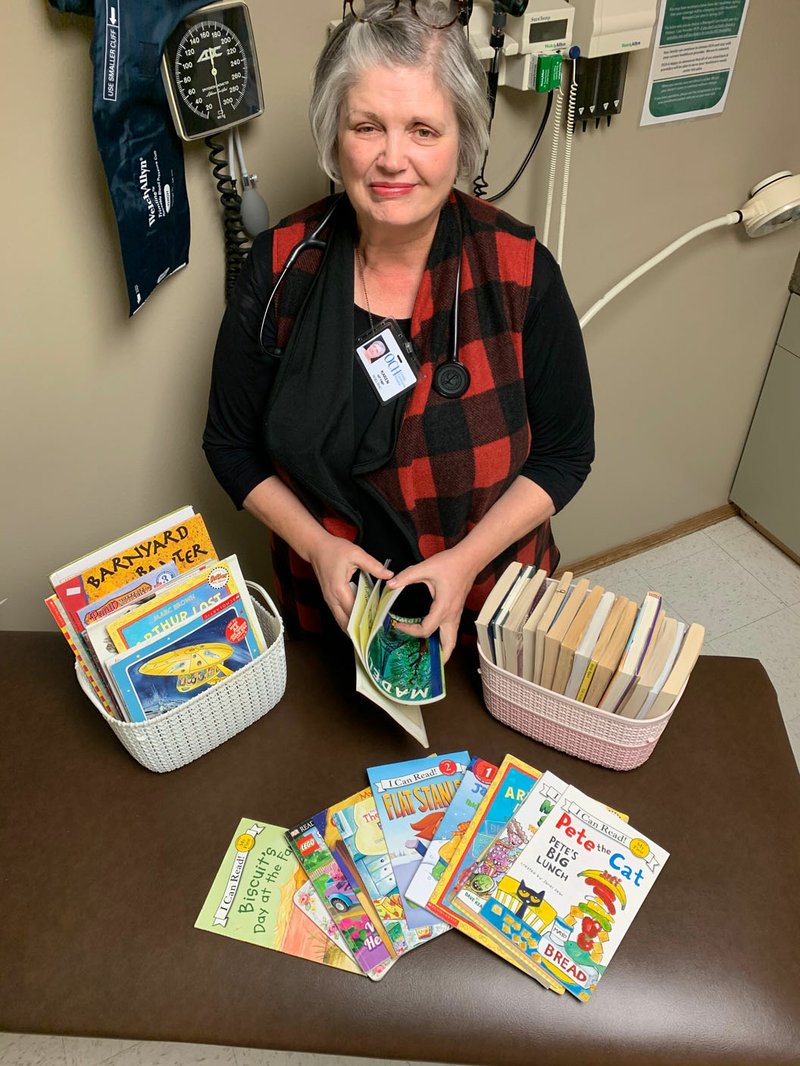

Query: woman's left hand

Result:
[385,549,478,663]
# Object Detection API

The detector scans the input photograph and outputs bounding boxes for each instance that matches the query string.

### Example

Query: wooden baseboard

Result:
[557,503,740,577]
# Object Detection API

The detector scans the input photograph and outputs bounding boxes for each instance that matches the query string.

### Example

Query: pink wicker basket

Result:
[478,646,682,771]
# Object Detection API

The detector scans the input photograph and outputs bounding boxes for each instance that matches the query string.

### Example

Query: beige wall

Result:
[3,2,799,630]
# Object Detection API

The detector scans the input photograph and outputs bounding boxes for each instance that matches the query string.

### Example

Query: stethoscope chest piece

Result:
[433,360,470,399]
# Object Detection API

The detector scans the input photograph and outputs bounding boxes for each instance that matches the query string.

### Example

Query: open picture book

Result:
[347,569,446,748]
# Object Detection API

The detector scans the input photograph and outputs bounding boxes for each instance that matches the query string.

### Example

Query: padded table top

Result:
[2,630,799,1066]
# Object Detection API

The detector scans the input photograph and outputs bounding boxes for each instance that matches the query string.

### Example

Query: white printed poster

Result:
[641,0,749,126]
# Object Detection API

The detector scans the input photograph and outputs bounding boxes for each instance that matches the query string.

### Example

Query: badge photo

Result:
[355,320,418,404]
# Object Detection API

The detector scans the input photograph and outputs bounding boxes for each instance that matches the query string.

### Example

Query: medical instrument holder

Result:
[75,582,286,773]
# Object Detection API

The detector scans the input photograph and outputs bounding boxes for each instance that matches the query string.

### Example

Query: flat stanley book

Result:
[347,569,445,747]
[368,752,468,933]
[477,785,669,1000]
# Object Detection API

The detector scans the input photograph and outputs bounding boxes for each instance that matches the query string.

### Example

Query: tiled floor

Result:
[4,517,798,1066]
[579,516,800,769]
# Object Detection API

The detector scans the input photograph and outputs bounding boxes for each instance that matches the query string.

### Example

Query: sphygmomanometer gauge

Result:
[162,1,264,141]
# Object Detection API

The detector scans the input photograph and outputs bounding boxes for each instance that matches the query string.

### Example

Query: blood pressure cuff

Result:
[49,0,210,315]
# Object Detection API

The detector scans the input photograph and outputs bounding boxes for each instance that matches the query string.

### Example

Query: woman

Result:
[203,0,594,661]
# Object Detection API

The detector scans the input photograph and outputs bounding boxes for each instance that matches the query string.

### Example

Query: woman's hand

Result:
[385,548,479,663]
[307,533,393,631]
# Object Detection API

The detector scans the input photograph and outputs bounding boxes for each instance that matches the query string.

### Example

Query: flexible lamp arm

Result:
[579,211,742,330]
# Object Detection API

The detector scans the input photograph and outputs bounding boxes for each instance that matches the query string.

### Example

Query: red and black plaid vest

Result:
[266,191,558,635]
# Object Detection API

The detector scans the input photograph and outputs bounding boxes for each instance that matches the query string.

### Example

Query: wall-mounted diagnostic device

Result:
[162,1,264,142]
[571,0,657,57]
[567,0,657,130]
[503,1,574,92]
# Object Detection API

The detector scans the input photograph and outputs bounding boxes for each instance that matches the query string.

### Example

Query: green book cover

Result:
[195,817,361,975]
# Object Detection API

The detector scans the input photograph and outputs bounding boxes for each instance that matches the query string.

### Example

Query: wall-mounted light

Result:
[580,172,800,329]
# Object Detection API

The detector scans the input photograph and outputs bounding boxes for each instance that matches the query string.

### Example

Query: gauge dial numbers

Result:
[175,21,247,123]
[162,2,264,141]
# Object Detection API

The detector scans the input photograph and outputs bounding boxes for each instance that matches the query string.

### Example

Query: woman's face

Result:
[364,338,387,361]
[337,64,460,239]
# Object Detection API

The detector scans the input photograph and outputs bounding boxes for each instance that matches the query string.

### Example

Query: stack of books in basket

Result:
[476,563,705,721]
[45,505,267,724]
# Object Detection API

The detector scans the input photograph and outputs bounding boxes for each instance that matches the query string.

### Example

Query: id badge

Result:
[355,318,418,404]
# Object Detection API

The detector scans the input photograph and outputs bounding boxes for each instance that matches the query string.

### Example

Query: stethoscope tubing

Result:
[258,194,468,397]
[258,195,342,354]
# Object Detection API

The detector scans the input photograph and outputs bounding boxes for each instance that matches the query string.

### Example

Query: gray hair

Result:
[309,1,490,182]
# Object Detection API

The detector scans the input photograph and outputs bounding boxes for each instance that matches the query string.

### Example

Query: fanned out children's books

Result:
[405,756,498,910]
[329,787,444,956]
[285,812,396,979]
[476,785,669,1000]
[106,592,262,722]
[195,819,360,975]
[347,569,446,748]
[197,765,669,999]
[367,752,469,932]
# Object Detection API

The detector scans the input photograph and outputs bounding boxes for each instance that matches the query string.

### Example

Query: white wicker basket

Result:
[76,582,286,773]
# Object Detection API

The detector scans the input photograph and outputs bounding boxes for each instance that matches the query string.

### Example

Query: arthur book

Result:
[367,752,468,932]
[106,592,262,722]
[195,818,360,975]
[477,785,669,1000]
[105,554,264,654]
[285,814,395,978]
[426,753,541,932]
[347,569,445,747]
[329,787,444,956]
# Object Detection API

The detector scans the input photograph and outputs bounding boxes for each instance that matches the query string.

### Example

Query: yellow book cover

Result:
[52,512,217,630]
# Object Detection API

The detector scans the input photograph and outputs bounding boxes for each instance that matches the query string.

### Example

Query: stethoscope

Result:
[258,195,471,400]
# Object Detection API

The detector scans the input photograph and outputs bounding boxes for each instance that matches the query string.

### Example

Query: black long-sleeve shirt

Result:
[204,239,594,545]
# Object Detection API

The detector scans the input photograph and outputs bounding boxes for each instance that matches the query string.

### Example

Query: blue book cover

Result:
[107,593,261,722]
[107,556,258,652]
[367,752,469,930]
[404,756,498,909]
